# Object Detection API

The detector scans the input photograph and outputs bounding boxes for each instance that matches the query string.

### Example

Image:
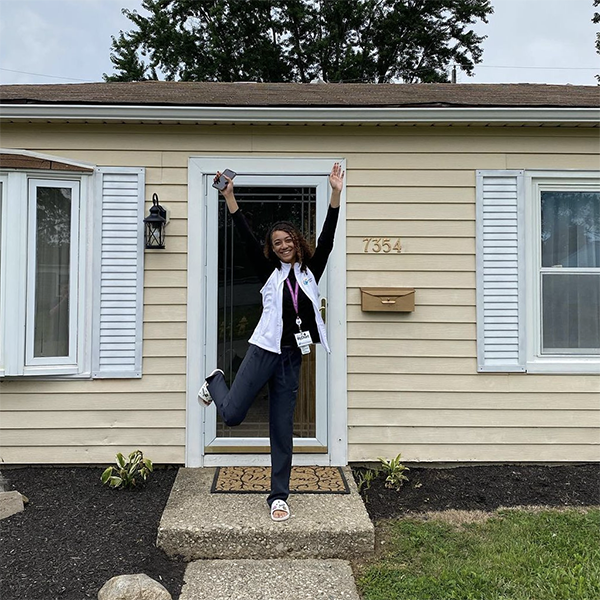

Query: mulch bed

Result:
[0,466,185,600]
[353,463,600,521]
[0,464,599,600]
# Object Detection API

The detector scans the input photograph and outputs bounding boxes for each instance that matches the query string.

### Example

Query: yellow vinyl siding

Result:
[0,446,183,464]
[350,444,599,463]
[1,392,184,410]
[0,122,598,464]
[1,410,184,429]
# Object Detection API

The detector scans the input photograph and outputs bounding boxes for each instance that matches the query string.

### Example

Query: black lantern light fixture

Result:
[144,193,167,249]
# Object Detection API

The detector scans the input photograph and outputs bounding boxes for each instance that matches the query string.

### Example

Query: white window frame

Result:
[25,179,80,371]
[524,170,600,374]
[0,169,94,378]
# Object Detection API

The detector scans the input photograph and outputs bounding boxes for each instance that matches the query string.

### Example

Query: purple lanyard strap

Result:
[286,278,300,315]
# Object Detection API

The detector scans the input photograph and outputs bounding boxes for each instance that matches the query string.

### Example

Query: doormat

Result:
[211,466,350,494]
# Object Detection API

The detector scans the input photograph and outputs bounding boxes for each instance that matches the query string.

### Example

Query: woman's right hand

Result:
[215,171,235,199]
[215,171,239,213]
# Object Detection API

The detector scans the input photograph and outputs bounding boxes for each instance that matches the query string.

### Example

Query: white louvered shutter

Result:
[476,171,526,372]
[93,167,145,378]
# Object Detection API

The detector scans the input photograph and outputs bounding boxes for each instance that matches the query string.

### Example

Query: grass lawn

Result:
[355,508,600,600]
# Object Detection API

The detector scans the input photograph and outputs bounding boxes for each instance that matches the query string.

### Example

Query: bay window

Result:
[0,150,145,379]
[0,172,90,376]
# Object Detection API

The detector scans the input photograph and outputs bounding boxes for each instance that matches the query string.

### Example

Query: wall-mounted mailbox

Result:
[360,287,415,312]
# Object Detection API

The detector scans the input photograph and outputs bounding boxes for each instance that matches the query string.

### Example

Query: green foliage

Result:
[356,467,377,498]
[357,509,600,600]
[377,454,409,491]
[104,0,493,83]
[594,0,600,82]
[101,450,153,489]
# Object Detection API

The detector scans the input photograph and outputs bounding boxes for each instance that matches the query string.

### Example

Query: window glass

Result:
[34,186,71,357]
[540,189,600,355]
[541,191,600,268]
[542,273,600,353]
[217,186,317,439]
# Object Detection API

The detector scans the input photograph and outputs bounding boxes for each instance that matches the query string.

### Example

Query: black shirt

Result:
[231,206,340,347]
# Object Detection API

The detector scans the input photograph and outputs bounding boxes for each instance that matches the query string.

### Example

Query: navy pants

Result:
[207,344,302,507]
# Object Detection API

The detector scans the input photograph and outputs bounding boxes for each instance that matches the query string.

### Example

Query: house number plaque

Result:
[363,237,402,253]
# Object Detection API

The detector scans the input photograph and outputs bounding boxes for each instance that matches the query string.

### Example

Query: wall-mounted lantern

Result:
[144,193,167,249]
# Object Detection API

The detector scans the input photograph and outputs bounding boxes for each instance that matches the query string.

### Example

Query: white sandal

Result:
[197,368,224,407]
[270,499,290,522]
[197,381,213,406]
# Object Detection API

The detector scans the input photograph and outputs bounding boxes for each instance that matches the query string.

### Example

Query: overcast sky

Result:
[0,0,598,86]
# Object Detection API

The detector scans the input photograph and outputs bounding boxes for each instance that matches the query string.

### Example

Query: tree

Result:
[104,0,493,83]
[594,0,600,82]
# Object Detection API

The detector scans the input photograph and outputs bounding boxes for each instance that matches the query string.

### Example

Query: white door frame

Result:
[186,157,347,467]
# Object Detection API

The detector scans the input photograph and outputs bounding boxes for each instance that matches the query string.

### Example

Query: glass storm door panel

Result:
[204,176,330,453]
[217,186,317,439]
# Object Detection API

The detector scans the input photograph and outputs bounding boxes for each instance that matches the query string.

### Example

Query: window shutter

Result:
[93,167,145,378]
[476,171,526,372]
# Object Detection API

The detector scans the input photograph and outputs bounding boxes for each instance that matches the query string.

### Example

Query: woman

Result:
[198,163,344,522]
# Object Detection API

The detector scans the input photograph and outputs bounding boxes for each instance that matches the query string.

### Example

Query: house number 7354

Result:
[363,237,402,253]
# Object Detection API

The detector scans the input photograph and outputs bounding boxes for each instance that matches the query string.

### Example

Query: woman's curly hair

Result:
[264,221,313,272]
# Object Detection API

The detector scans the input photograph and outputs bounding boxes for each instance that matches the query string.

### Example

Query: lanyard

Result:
[285,278,303,330]
[286,278,300,314]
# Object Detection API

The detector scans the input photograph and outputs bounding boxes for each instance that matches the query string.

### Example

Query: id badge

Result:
[294,330,313,354]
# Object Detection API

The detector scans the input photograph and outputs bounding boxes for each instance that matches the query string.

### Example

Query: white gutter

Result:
[0,104,598,124]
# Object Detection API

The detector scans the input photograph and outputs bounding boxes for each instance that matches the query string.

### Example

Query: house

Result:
[0,82,598,467]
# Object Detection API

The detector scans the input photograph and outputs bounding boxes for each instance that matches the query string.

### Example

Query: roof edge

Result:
[1,104,599,124]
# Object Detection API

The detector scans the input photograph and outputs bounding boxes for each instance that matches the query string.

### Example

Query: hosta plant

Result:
[101,450,153,490]
[378,453,409,491]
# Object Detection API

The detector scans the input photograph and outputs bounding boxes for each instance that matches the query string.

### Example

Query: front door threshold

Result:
[205,446,328,454]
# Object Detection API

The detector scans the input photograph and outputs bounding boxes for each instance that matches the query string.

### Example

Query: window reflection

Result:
[34,186,71,358]
[541,191,600,268]
[216,186,317,438]
[541,190,600,354]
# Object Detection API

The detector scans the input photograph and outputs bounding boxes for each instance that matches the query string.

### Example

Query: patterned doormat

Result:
[211,466,350,494]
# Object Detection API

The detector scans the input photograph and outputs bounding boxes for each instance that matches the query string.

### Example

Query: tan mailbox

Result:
[360,287,415,312]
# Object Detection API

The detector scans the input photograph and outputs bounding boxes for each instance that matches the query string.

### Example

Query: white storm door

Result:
[203,173,329,456]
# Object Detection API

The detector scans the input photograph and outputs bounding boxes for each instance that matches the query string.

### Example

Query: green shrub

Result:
[101,450,153,490]
[378,453,409,490]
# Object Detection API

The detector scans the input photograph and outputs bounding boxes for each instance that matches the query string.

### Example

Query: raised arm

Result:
[215,171,239,214]
[309,163,345,281]
[215,171,272,283]
[328,162,344,209]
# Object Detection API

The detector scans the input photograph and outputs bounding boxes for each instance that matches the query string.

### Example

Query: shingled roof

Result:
[1,81,598,108]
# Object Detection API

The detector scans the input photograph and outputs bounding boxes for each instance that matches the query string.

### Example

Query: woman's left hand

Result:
[329,162,345,194]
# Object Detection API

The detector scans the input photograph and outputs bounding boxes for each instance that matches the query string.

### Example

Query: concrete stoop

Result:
[157,467,375,561]
[179,559,361,600]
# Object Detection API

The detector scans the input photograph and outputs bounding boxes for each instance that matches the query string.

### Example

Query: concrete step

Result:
[156,467,374,561]
[179,559,361,600]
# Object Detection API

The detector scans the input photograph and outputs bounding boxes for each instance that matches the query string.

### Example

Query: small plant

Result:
[378,453,409,491]
[356,468,377,495]
[101,450,153,490]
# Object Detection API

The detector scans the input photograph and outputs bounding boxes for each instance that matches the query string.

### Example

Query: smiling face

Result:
[271,229,298,264]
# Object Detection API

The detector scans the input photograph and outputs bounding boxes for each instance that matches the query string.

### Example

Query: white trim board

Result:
[2,105,598,125]
[186,157,347,468]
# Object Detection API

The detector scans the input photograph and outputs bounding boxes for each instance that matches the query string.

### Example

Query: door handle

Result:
[320,298,327,323]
